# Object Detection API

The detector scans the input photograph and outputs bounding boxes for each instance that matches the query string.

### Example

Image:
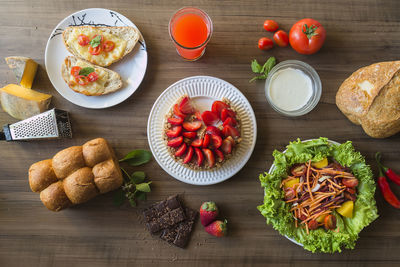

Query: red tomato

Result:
[87,72,99,82]
[70,66,81,77]
[289,18,326,55]
[89,45,102,55]
[103,40,115,52]
[263,20,279,32]
[75,75,88,86]
[273,30,289,47]
[258,37,273,50]
[77,34,90,46]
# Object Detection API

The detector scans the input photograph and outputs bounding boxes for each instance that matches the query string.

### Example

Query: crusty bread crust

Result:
[62,26,139,67]
[336,61,400,138]
[61,56,123,96]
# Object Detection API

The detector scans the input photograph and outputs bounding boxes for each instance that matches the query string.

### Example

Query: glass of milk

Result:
[265,60,321,116]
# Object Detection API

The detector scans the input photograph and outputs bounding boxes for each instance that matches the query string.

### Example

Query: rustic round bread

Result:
[29,159,58,192]
[92,159,123,194]
[63,167,99,204]
[40,181,72,212]
[52,146,85,178]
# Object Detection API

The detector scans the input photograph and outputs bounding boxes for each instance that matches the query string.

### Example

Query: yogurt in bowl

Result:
[265,60,321,116]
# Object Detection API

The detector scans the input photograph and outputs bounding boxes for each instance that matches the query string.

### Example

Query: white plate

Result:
[45,8,147,109]
[266,139,340,247]
[147,76,257,185]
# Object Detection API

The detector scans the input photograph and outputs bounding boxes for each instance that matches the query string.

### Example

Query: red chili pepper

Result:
[376,153,400,209]
[376,152,400,186]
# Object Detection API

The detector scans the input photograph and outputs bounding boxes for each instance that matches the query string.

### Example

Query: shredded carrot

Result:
[305,160,314,201]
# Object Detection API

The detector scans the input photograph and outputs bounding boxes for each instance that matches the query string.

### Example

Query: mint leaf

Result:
[251,59,262,73]
[131,171,145,184]
[136,191,147,201]
[120,167,131,182]
[89,35,102,48]
[261,57,276,75]
[119,150,152,166]
[129,198,137,207]
[113,189,125,206]
[79,67,95,76]
[250,74,267,82]
[136,182,152,192]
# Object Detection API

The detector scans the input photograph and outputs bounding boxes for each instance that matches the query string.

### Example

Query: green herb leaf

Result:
[89,35,102,48]
[136,191,147,201]
[251,59,262,73]
[78,67,95,76]
[129,198,137,207]
[113,189,126,206]
[250,74,267,82]
[131,171,146,184]
[261,57,276,75]
[119,150,152,166]
[120,167,131,182]
[136,182,152,192]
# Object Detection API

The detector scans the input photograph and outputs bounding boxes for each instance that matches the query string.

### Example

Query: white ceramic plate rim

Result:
[147,76,257,185]
[44,8,147,109]
[266,139,340,247]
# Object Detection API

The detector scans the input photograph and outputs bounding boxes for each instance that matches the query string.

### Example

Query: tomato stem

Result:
[302,24,319,39]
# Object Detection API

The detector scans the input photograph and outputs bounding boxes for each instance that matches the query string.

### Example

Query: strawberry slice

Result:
[179,96,195,114]
[203,134,211,148]
[166,126,182,138]
[222,117,237,127]
[191,138,203,147]
[174,104,186,119]
[183,131,197,139]
[205,126,222,137]
[221,108,236,121]
[222,125,240,138]
[221,137,233,154]
[210,134,222,149]
[194,147,204,166]
[215,149,224,162]
[167,136,183,147]
[195,111,202,121]
[225,136,235,146]
[175,143,187,157]
[183,121,202,131]
[201,111,219,126]
[212,101,230,117]
[202,148,215,168]
[183,146,194,164]
[168,117,184,125]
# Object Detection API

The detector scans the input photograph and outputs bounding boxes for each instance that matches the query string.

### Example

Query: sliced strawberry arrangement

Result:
[165,95,241,169]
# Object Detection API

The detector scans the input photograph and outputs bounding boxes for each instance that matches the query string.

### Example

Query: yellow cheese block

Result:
[0,84,52,120]
[5,56,38,89]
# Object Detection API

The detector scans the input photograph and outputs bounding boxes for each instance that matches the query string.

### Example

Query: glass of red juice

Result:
[169,7,213,61]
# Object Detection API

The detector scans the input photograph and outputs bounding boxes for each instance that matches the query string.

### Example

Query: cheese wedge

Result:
[0,84,52,120]
[5,56,38,89]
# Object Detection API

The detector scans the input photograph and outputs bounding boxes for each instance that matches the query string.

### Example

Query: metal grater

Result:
[0,109,72,141]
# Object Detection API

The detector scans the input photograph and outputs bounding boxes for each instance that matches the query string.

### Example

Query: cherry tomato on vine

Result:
[258,37,273,50]
[263,20,279,32]
[289,18,326,55]
[273,30,289,47]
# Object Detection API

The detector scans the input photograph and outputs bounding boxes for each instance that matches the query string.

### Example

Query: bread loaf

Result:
[336,61,400,138]
[28,138,123,211]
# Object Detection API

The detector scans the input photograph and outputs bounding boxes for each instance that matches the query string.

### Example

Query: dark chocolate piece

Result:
[160,207,198,248]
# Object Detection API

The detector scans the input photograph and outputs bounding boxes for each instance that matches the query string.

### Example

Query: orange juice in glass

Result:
[169,7,213,61]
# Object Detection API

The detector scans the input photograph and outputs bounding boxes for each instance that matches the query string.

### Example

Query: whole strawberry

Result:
[205,219,228,237]
[200,201,219,226]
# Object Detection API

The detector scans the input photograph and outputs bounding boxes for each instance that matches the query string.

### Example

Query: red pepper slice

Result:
[378,176,400,209]
[376,152,400,186]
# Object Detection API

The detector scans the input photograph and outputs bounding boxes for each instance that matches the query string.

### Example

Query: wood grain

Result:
[1,0,400,266]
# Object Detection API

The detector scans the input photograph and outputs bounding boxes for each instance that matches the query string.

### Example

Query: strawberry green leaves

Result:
[250,57,276,82]
[114,150,153,207]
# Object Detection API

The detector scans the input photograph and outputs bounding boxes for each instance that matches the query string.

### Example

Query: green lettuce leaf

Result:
[257,137,378,253]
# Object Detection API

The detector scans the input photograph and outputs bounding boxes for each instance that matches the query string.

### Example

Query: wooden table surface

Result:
[1,0,400,266]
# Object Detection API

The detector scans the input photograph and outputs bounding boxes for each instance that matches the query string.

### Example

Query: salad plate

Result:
[45,8,147,109]
[147,76,257,185]
[259,137,379,253]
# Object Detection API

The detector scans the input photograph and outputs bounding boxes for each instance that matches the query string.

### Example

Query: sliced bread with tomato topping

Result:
[61,56,122,96]
[62,26,140,67]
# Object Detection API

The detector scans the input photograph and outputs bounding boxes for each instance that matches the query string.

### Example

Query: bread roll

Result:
[82,138,114,167]
[92,159,123,194]
[40,181,72,211]
[336,61,400,138]
[52,146,85,178]
[63,167,99,204]
[29,159,57,192]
